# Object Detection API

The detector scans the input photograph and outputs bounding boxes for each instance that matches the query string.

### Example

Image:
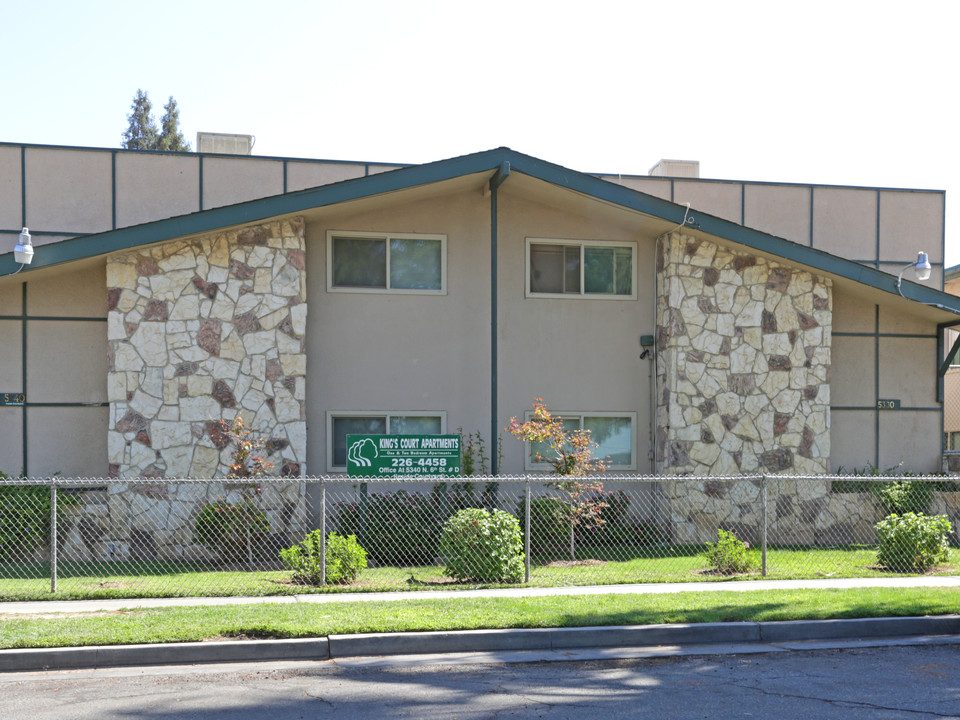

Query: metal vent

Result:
[648,159,700,178]
[196,132,254,155]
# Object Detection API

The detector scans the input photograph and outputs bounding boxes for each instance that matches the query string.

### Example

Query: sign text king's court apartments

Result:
[346,434,461,477]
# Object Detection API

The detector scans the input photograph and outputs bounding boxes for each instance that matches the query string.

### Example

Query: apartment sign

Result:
[346,434,461,477]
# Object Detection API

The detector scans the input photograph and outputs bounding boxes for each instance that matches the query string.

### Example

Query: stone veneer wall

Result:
[656,232,832,475]
[654,232,835,543]
[106,218,307,479]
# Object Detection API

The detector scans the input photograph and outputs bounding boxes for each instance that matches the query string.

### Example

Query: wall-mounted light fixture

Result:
[13,227,33,270]
[896,250,932,297]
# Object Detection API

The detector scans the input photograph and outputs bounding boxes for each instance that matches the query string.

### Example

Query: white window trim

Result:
[525,237,638,300]
[326,411,448,472]
[326,230,448,295]
[523,411,637,471]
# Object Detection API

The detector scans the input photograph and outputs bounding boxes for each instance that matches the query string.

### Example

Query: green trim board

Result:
[0,316,107,322]
[21,282,26,476]
[832,406,942,411]
[2,146,958,316]
[833,332,937,339]
[20,146,25,227]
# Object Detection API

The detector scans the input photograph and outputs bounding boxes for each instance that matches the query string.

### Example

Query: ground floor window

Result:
[525,412,635,470]
[946,431,960,452]
[328,412,444,471]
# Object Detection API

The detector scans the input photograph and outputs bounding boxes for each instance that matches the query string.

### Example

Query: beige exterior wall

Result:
[0,262,108,478]
[286,162,366,192]
[116,153,201,228]
[673,181,742,224]
[0,146,21,230]
[830,283,943,473]
[879,190,944,265]
[0,144,379,242]
[812,187,877,261]
[24,148,113,234]
[743,184,810,246]
[496,190,656,474]
[201,157,285,210]
[305,188,492,474]
[2,143,944,293]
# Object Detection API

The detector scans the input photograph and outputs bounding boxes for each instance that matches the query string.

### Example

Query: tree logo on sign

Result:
[348,438,378,467]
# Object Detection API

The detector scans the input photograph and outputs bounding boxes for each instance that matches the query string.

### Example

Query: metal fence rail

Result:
[1,474,958,601]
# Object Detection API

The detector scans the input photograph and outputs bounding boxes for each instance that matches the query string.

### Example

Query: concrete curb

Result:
[2,616,958,673]
[0,638,329,673]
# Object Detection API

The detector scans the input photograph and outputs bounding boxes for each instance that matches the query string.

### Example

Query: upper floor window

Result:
[526,238,635,299]
[327,231,446,294]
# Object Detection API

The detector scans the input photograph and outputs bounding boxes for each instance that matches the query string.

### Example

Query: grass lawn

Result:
[2,545,959,602]
[0,587,958,649]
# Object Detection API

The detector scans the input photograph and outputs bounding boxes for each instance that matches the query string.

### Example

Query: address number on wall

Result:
[0,393,25,406]
[877,399,901,410]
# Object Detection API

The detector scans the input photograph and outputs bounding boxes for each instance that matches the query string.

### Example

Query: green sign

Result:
[346,434,461,477]
[0,393,24,406]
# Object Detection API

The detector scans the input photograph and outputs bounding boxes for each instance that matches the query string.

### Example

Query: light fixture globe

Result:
[14,227,33,265]
[914,251,932,281]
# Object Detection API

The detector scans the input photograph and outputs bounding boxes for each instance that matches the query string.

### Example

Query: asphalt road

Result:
[1,644,959,719]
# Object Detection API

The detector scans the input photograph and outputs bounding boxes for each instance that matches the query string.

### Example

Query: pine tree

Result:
[156,96,191,152]
[121,89,159,150]
[121,90,190,152]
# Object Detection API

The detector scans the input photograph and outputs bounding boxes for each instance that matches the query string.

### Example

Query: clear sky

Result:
[3,0,956,265]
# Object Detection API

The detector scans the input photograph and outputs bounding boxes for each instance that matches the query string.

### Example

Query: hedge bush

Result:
[440,508,524,583]
[193,500,270,564]
[334,490,443,566]
[516,496,568,555]
[279,530,367,585]
[876,512,952,572]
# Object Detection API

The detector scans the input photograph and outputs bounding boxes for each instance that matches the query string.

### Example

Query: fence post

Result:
[320,481,327,586]
[50,479,58,594]
[524,477,531,583]
[760,473,768,577]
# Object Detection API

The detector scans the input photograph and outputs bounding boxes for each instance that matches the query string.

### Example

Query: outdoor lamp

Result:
[896,250,932,296]
[14,227,33,265]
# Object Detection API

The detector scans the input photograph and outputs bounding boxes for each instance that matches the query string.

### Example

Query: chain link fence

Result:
[2,474,959,601]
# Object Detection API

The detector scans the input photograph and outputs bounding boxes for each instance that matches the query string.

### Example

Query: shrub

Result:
[280,531,367,585]
[194,500,270,564]
[576,490,631,548]
[334,490,442,566]
[875,512,952,572]
[440,508,524,583]
[0,478,79,563]
[516,496,568,555]
[702,529,757,574]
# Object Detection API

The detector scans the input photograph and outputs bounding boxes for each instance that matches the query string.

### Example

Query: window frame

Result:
[326,230,448,295]
[522,411,637,471]
[525,238,637,300]
[946,328,960,368]
[326,411,447,472]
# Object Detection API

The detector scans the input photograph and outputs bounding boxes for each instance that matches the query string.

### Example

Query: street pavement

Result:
[2,643,959,718]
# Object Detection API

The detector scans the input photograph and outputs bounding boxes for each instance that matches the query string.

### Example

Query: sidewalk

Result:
[3,575,960,615]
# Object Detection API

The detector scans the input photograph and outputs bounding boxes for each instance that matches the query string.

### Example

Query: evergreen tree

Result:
[121,89,159,150]
[156,96,191,152]
[121,90,190,152]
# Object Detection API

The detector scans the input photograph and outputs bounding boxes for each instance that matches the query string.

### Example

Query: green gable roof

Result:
[2,146,957,313]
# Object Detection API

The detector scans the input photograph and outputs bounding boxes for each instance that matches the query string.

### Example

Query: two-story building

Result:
[1,142,957,481]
